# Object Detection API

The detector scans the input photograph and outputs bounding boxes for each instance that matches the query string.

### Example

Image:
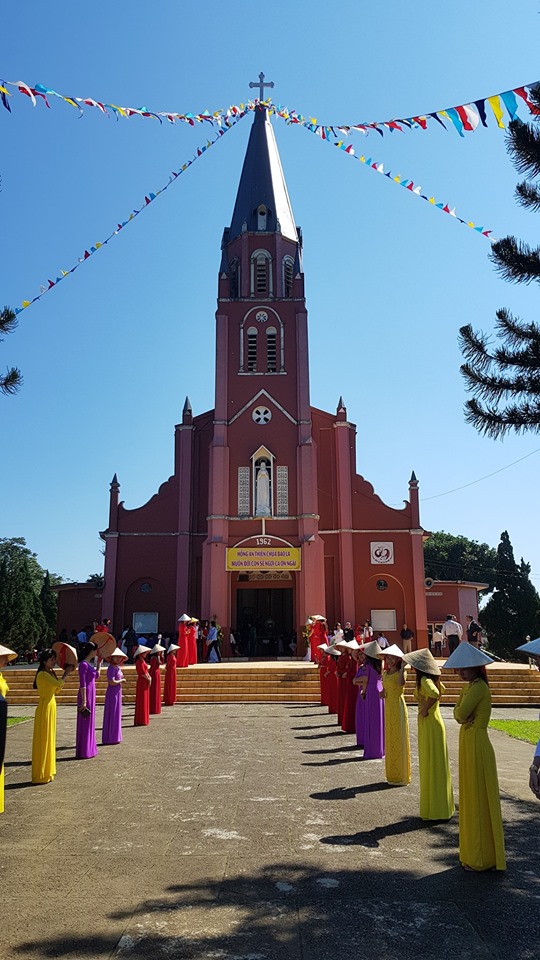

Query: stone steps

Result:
[4,663,540,706]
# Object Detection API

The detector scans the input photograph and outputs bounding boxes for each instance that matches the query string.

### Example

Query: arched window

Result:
[230,258,240,298]
[250,249,273,297]
[266,327,277,372]
[257,204,267,231]
[247,326,258,372]
[283,257,294,297]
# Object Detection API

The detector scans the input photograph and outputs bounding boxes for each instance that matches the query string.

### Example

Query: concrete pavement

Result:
[2,698,539,959]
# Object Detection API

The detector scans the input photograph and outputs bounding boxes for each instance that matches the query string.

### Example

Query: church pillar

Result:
[101,475,120,626]
[334,413,356,622]
[408,474,428,649]
[175,404,194,618]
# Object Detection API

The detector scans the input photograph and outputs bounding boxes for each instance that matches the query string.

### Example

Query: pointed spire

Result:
[229,107,297,242]
[409,470,418,485]
[110,473,119,489]
[337,396,346,412]
[182,396,193,425]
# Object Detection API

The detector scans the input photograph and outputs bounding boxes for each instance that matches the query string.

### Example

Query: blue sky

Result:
[1,1,539,594]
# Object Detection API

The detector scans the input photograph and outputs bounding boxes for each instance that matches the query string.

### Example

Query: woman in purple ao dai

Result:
[358,641,385,759]
[353,651,367,748]
[102,648,127,745]
[76,641,100,760]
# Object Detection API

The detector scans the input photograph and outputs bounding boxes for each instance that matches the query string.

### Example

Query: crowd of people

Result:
[312,627,540,872]
[1,620,539,872]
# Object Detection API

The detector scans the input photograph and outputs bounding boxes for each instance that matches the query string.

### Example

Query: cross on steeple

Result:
[249,72,274,101]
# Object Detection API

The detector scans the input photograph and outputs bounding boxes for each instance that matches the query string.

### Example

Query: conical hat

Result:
[107,647,128,662]
[311,614,326,621]
[443,642,493,669]
[167,643,180,654]
[51,641,78,668]
[345,638,362,650]
[377,644,405,660]
[0,644,18,663]
[316,643,329,651]
[403,648,441,675]
[150,643,166,654]
[178,614,191,622]
[134,644,151,658]
[362,640,384,659]
[325,645,342,656]
[90,632,116,659]
[516,637,540,656]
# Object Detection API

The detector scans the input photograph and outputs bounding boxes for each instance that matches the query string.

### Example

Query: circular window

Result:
[140,582,152,594]
[376,579,388,591]
[252,406,272,424]
[255,311,268,323]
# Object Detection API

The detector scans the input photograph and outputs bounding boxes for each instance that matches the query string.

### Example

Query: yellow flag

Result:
[22,300,30,308]
[487,95,505,128]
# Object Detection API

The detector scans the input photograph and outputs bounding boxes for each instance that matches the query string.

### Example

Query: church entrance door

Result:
[236,587,294,658]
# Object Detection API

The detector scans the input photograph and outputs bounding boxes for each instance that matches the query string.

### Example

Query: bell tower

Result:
[201,103,325,632]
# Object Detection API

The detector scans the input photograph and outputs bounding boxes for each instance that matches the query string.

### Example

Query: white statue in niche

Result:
[255,460,271,516]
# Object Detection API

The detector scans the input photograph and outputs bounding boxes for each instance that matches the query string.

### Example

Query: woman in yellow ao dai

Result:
[380,646,411,786]
[32,649,74,785]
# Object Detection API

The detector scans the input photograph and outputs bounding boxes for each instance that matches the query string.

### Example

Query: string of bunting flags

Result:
[1,74,538,138]
[291,115,496,240]
[12,110,246,315]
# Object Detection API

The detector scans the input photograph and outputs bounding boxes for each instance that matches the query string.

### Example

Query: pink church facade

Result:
[58,107,431,652]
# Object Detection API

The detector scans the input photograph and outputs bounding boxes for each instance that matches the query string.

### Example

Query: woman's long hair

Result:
[366,655,382,674]
[415,668,441,694]
[78,640,97,663]
[33,648,55,689]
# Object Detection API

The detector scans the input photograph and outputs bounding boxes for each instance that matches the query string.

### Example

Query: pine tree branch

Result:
[506,118,540,178]
[495,307,540,345]
[0,306,17,340]
[458,324,495,370]
[464,397,540,438]
[0,368,22,395]
[490,236,540,284]
[516,180,540,212]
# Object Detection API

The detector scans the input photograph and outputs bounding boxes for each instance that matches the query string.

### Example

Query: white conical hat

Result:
[311,614,327,621]
[442,642,494,669]
[345,638,362,650]
[107,647,128,662]
[0,644,17,662]
[516,637,540,656]
[403,648,441,676]
[178,613,191,622]
[377,644,405,660]
[150,643,166,654]
[134,644,151,658]
[325,645,342,656]
[362,640,384,659]
[167,643,180,653]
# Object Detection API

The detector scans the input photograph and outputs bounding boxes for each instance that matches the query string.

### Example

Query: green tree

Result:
[0,538,62,655]
[459,85,540,438]
[423,531,497,592]
[481,530,540,658]
[40,570,58,644]
[1,306,22,395]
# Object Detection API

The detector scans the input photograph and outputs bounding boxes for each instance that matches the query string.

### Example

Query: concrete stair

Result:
[4,662,540,707]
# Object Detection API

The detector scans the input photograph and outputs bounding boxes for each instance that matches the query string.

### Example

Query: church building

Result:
[58,105,430,652]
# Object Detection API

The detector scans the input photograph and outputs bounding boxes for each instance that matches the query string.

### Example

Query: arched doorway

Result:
[233,576,295,657]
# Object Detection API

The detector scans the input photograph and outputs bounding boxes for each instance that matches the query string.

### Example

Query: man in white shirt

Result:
[440,614,463,654]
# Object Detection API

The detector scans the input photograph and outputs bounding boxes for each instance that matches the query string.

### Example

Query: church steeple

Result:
[228,107,297,242]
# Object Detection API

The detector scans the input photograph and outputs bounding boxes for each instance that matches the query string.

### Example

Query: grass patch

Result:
[489,719,540,745]
[7,717,30,727]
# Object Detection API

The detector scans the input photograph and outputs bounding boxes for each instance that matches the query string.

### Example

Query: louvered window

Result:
[247,327,258,372]
[230,259,239,298]
[266,327,277,372]
[256,255,267,295]
[283,258,294,297]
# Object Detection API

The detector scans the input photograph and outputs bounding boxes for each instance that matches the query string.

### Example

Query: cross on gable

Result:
[249,72,275,101]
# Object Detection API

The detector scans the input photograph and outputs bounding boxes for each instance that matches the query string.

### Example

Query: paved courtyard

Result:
[2,699,539,959]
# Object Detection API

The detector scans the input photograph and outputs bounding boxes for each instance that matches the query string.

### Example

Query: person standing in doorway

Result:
[441,614,463,655]
[400,624,414,654]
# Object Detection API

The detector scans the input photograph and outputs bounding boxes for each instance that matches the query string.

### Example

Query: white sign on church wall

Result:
[371,609,397,631]
[370,541,394,564]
